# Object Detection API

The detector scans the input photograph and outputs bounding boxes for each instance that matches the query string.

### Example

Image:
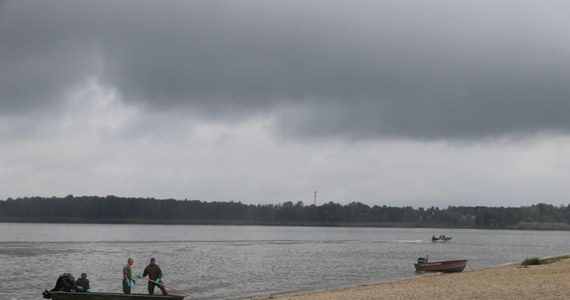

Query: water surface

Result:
[1,223,569,300]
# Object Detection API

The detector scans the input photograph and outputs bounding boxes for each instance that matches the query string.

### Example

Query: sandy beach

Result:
[263,256,570,300]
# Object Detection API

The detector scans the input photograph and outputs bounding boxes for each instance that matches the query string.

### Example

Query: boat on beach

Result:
[413,257,467,273]
[48,292,184,300]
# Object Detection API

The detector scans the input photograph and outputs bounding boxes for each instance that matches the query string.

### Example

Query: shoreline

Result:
[3,219,570,231]
[260,255,570,300]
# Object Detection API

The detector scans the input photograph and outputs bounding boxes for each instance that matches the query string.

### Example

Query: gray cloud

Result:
[2,0,570,140]
[0,1,100,114]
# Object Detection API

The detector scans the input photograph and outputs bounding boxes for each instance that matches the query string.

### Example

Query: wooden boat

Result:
[48,292,184,300]
[413,257,467,273]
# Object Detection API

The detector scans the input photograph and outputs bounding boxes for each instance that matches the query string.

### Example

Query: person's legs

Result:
[148,282,155,295]
[122,281,131,294]
[158,284,168,296]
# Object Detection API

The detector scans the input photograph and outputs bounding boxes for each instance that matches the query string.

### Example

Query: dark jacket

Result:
[143,264,163,280]
[74,278,90,291]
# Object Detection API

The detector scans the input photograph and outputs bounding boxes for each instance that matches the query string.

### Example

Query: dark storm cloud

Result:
[2,0,570,140]
[0,1,101,114]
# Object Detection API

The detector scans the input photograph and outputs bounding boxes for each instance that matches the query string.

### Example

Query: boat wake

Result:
[394,239,424,243]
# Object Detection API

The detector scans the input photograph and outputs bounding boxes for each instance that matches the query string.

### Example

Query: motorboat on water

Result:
[431,235,452,242]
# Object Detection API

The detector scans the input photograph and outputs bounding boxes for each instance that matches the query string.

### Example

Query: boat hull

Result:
[431,237,452,242]
[49,292,184,300]
[414,259,467,273]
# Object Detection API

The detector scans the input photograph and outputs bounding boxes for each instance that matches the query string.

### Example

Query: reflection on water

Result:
[1,223,570,300]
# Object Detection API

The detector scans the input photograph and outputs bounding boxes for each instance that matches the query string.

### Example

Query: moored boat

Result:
[413,257,467,273]
[48,292,184,300]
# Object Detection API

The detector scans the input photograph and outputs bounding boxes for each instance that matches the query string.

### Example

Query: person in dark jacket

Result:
[74,273,90,292]
[141,257,168,295]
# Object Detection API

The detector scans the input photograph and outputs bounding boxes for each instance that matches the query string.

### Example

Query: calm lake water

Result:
[1,223,570,300]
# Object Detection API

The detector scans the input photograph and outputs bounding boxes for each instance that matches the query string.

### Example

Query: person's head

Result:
[128,258,134,266]
[150,257,156,265]
[81,273,87,278]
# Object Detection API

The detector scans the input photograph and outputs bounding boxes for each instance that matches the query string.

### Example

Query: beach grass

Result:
[522,257,541,265]
[523,254,570,265]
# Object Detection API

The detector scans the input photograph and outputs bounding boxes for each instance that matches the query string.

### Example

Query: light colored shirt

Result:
[123,264,132,280]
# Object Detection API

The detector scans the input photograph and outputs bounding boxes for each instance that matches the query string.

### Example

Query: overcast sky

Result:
[1,0,570,207]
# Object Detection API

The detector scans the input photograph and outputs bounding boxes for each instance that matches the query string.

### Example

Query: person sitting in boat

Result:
[139,257,168,296]
[432,235,437,240]
[74,273,91,293]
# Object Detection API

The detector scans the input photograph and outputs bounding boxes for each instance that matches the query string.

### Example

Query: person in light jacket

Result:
[122,258,136,294]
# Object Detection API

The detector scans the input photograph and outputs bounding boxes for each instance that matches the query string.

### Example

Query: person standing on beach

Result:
[123,258,136,294]
[141,257,168,295]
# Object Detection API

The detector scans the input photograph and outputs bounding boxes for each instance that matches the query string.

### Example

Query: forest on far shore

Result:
[1,195,570,230]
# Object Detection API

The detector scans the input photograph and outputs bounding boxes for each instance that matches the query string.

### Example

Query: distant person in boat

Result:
[139,257,168,296]
[123,257,136,294]
[74,273,90,292]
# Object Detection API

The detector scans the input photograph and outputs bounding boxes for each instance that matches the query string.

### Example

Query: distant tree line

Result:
[1,195,570,230]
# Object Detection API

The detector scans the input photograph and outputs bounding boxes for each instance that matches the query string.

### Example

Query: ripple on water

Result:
[2,225,570,300]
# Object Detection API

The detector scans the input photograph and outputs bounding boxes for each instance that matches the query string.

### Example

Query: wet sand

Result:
[263,256,570,300]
